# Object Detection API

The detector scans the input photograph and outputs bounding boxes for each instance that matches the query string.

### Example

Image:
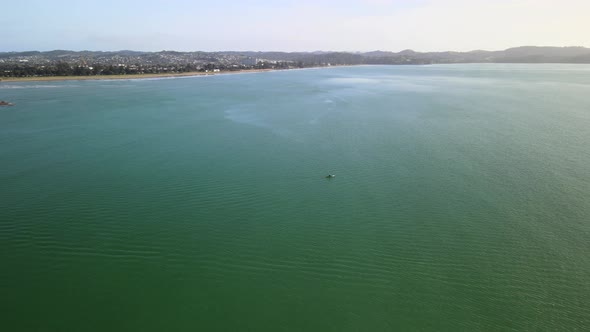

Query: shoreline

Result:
[0,66,343,83]
[0,69,271,83]
[2,63,588,83]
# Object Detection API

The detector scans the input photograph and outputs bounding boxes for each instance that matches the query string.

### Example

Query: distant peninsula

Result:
[1,46,589,81]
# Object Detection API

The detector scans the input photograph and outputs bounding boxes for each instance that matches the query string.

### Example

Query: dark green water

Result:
[1,65,590,331]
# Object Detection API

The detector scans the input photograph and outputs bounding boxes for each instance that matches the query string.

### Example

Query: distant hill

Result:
[489,46,590,63]
[360,46,590,64]
[1,46,589,68]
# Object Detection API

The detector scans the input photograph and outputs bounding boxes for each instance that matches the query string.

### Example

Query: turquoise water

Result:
[1,65,590,331]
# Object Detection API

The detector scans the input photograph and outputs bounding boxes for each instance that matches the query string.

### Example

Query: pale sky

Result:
[1,0,589,52]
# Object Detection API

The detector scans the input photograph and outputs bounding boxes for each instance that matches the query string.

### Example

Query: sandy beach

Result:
[0,68,281,83]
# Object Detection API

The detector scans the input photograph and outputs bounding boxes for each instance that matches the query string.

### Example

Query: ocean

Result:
[1,64,589,331]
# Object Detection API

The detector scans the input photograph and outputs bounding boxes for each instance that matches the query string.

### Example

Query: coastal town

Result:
[2,47,590,79]
[0,50,337,78]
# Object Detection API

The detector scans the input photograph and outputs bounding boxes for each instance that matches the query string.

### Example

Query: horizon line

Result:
[2,45,589,54]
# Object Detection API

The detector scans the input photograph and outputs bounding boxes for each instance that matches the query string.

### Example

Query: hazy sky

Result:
[2,0,589,52]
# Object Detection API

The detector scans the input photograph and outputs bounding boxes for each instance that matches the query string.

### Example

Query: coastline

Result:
[0,66,338,83]
[0,68,277,83]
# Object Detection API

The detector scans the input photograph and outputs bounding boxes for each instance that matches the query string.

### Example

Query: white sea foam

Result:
[0,84,80,89]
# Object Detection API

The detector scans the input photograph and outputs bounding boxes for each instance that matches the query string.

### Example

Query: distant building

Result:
[240,57,257,66]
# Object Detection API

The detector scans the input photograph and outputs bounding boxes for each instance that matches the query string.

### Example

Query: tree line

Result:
[0,60,320,78]
[0,62,208,77]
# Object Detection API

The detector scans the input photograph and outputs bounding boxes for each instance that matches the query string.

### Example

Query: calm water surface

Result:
[1,65,590,331]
